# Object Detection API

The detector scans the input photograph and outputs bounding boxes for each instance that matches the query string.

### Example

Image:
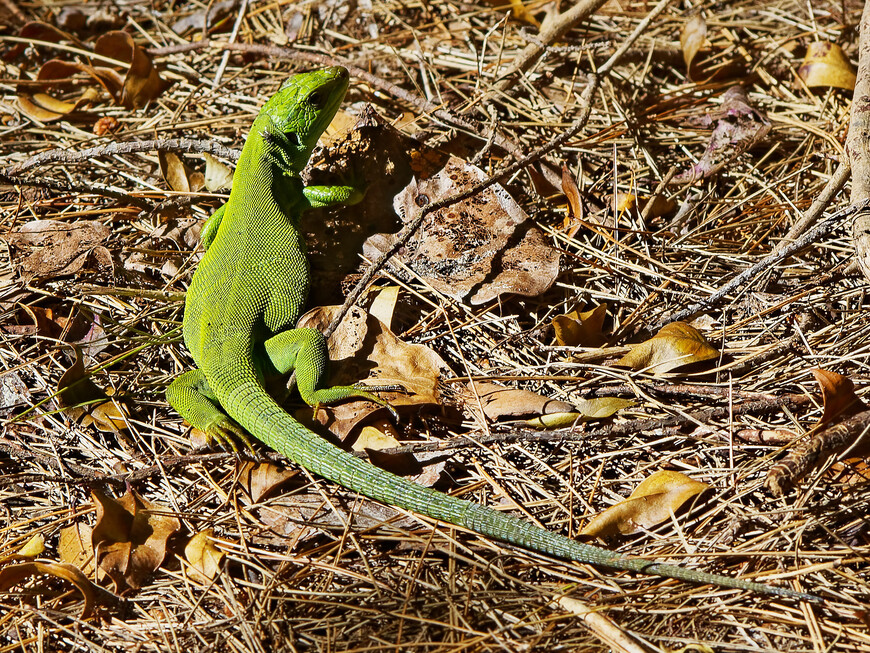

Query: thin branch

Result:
[5,138,239,176]
[651,200,868,331]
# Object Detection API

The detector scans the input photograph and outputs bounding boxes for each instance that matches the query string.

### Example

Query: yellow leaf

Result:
[524,398,635,428]
[552,304,607,347]
[203,152,234,191]
[580,470,710,537]
[58,523,96,575]
[680,13,707,71]
[616,322,720,375]
[184,529,225,583]
[369,286,400,330]
[17,533,45,558]
[799,42,856,90]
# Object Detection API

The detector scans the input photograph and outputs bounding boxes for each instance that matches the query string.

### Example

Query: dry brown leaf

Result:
[299,304,449,414]
[560,163,583,234]
[297,305,447,438]
[0,561,116,619]
[364,155,560,304]
[57,347,129,432]
[94,31,171,108]
[91,487,181,590]
[680,13,707,71]
[15,55,122,123]
[798,42,856,91]
[616,322,720,375]
[813,368,869,429]
[459,382,573,421]
[765,371,870,495]
[159,151,204,193]
[580,470,710,538]
[170,0,237,34]
[58,523,97,576]
[9,219,112,278]
[5,21,85,60]
[553,304,607,347]
[239,461,298,503]
[184,530,225,583]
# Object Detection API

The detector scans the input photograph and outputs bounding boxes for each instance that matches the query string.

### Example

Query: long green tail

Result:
[221,377,819,603]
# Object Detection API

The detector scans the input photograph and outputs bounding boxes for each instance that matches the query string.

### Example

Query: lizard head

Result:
[259,66,350,174]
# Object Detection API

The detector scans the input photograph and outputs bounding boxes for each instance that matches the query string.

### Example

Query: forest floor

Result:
[1,0,869,651]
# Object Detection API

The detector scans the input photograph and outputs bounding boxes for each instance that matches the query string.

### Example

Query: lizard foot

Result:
[205,416,255,455]
[352,384,401,422]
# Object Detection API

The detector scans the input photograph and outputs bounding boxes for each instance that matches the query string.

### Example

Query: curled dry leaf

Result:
[680,13,707,72]
[552,304,607,347]
[5,21,86,60]
[364,155,560,304]
[94,31,171,108]
[765,369,870,495]
[16,58,122,122]
[460,382,574,422]
[8,219,112,279]
[298,305,450,437]
[560,163,584,235]
[57,346,129,433]
[459,382,634,428]
[580,470,710,538]
[524,397,635,428]
[798,42,856,91]
[669,86,771,185]
[0,561,118,619]
[813,368,869,428]
[159,151,205,193]
[184,530,225,584]
[91,487,181,590]
[616,322,720,375]
[203,152,234,192]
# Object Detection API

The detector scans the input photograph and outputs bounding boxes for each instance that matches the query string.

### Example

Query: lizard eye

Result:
[285,132,300,147]
[307,90,324,108]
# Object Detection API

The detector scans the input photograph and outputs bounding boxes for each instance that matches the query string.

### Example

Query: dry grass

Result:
[1,0,868,651]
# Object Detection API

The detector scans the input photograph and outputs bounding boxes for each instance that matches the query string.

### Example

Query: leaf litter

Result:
[0,1,869,651]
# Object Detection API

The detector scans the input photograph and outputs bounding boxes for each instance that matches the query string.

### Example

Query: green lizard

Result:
[166,66,818,603]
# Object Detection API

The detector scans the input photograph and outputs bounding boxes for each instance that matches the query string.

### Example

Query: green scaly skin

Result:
[167,66,819,603]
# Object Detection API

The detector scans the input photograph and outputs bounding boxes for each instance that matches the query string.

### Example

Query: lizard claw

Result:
[353,384,401,422]
[205,417,256,455]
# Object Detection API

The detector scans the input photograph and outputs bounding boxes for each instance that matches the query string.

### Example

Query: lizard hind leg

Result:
[263,327,398,419]
[166,368,253,451]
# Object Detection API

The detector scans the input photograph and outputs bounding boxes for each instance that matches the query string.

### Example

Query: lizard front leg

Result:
[302,184,364,209]
[261,327,396,417]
